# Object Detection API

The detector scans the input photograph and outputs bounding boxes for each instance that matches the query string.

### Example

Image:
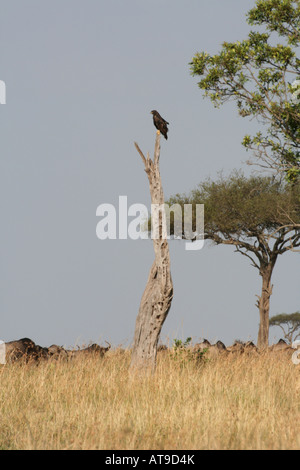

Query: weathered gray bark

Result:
[256,263,275,350]
[130,132,173,373]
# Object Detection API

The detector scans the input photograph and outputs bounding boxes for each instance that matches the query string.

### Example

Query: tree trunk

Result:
[257,264,274,350]
[130,133,173,373]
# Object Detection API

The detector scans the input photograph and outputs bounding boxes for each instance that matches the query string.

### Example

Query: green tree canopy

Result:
[190,0,300,182]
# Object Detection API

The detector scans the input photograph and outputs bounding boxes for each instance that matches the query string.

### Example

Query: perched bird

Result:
[150,110,169,140]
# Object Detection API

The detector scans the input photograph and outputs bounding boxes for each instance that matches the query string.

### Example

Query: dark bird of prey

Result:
[150,110,169,140]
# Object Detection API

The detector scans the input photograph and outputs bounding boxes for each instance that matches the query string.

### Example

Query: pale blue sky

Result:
[1,0,299,348]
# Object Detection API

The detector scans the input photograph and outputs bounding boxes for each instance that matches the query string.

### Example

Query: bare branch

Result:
[134,141,147,166]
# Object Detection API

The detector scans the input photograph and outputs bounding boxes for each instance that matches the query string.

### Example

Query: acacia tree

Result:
[168,173,300,349]
[270,311,300,343]
[190,0,300,182]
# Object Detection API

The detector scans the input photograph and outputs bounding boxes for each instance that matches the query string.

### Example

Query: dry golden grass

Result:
[0,349,299,450]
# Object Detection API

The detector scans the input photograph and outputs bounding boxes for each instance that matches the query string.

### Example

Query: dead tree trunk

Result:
[130,132,173,373]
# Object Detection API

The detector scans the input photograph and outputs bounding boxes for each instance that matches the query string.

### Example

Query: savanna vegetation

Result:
[0,349,299,450]
[1,0,300,452]
[270,311,300,342]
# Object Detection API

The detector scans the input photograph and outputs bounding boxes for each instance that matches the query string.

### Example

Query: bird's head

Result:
[150,110,157,115]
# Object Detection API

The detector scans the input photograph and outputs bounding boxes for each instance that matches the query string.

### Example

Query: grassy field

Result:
[0,349,299,450]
